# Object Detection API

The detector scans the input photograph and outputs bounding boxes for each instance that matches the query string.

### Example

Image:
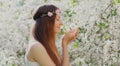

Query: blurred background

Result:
[0,0,120,66]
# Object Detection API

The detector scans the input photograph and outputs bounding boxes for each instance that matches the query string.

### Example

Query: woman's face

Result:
[54,14,63,34]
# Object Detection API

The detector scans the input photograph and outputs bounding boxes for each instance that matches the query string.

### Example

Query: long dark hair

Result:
[32,5,61,66]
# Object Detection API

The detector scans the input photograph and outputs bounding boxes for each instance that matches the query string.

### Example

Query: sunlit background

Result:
[0,0,120,66]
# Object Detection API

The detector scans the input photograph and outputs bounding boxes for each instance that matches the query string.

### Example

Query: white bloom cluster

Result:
[0,0,120,66]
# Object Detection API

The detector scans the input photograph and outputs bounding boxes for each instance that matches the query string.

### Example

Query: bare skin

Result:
[27,13,79,66]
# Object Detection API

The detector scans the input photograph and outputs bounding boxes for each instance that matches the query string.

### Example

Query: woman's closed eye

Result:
[57,19,60,21]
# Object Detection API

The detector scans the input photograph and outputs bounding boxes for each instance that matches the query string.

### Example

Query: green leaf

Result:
[73,41,79,48]
[26,36,29,41]
[107,14,110,18]
[77,61,82,66]
[17,51,25,57]
[64,9,76,17]
[60,25,67,35]
[98,22,105,28]
[97,22,109,29]
[12,64,15,66]
[60,29,66,35]
[117,0,120,3]
[85,61,89,64]
[111,9,117,16]
[44,0,48,2]
[111,0,116,5]
[63,24,67,31]
[105,34,110,40]
[71,0,79,6]
[118,50,120,53]
[111,64,114,66]
[79,27,86,33]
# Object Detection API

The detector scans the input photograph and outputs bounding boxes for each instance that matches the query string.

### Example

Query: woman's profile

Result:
[25,4,78,66]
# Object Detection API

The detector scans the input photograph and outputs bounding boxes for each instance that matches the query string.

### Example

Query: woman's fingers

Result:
[76,28,79,36]
[73,28,79,39]
[63,28,78,43]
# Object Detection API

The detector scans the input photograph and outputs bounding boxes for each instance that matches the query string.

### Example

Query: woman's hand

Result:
[62,27,79,47]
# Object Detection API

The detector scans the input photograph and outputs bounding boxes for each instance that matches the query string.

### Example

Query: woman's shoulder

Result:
[30,42,45,52]
[29,42,48,59]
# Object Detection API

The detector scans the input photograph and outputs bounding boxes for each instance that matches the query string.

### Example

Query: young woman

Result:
[25,4,78,66]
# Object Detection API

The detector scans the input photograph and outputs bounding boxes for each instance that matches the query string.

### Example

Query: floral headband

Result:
[40,9,61,17]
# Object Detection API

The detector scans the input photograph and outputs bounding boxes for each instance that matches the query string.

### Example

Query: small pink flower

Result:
[47,12,53,17]
[55,9,61,14]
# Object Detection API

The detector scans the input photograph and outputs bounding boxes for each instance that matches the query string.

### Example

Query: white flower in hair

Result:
[47,12,53,17]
